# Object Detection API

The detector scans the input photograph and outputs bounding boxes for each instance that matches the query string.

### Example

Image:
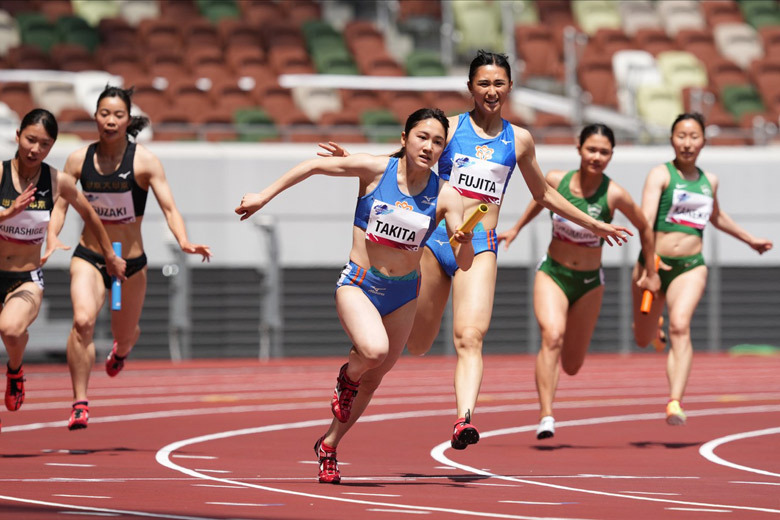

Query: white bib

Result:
[85,191,136,224]
[551,214,601,247]
[0,209,49,245]
[365,199,431,251]
[665,189,713,230]
[449,153,510,205]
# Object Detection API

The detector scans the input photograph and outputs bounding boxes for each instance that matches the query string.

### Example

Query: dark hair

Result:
[579,123,615,148]
[468,50,512,84]
[19,108,58,141]
[671,112,705,136]
[96,85,150,138]
[390,107,449,159]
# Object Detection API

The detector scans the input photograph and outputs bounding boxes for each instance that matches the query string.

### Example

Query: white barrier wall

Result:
[3,141,778,268]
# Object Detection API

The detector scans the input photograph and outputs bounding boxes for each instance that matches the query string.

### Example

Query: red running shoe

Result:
[451,410,480,450]
[5,365,25,411]
[314,435,340,484]
[331,363,359,423]
[105,342,125,377]
[68,402,89,430]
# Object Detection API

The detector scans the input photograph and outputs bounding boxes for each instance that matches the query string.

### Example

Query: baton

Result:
[449,204,489,245]
[640,255,660,314]
[111,242,122,311]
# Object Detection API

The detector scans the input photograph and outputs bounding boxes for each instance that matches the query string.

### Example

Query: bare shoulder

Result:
[133,143,164,173]
[647,163,671,184]
[544,169,567,187]
[64,144,90,175]
[703,169,718,189]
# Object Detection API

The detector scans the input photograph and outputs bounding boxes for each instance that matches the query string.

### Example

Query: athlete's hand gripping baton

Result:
[640,255,660,314]
[111,242,122,311]
[450,204,489,246]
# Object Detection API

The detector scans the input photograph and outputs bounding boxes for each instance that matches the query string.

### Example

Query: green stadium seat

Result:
[360,109,401,143]
[451,1,503,56]
[233,107,279,142]
[198,0,240,23]
[56,15,99,52]
[405,50,446,76]
[721,84,766,120]
[656,51,708,91]
[19,14,58,53]
[572,0,621,35]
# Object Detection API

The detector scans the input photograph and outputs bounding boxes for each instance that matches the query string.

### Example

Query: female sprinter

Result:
[632,113,772,425]
[319,51,631,450]
[236,108,474,483]
[498,124,660,439]
[1,109,125,429]
[47,86,212,430]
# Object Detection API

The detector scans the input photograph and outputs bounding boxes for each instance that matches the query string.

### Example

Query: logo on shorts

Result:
[432,239,448,247]
[584,276,597,284]
[368,285,386,296]
[684,258,700,268]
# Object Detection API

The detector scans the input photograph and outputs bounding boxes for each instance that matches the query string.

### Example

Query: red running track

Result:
[0,353,778,520]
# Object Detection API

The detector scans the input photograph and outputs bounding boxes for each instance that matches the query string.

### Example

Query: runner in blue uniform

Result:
[236,108,474,484]
[319,51,631,449]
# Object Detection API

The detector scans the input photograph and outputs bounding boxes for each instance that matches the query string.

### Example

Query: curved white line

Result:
[431,405,780,515]
[699,427,780,478]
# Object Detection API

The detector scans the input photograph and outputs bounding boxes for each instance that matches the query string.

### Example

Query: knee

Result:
[0,322,27,345]
[406,337,430,357]
[72,313,96,342]
[454,326,484,353]
[667,317,690,340]
[356,341,388,369]
[115,325,141,345]
[540,328,565,353]
[561,358,583,376]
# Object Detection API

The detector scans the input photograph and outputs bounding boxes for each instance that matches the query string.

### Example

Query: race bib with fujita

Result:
[85,191,136,224]
[0,208,49,245]
[551,214,601,248]
[449,153,511,204]
[366,199,431,251]
[665,189,713,230]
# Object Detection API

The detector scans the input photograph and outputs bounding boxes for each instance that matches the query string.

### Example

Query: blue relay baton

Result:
[111,241,122,311]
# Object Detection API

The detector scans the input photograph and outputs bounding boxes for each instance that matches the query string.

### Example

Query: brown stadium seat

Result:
[138,18,182,53]
[674,28,718,63]
[130,81,169,116]
[6,44,52,69]
[181,18,219,48]
[152,107,199,141]
[515,25,563,81]
[577,53,618,108]
[633,28,678,56]
[218,19,261,49]
[57,107,97,140]
[158,0,201,23]
[340,89,383,115]
[280,0,321,26]
[97,17,137,47]
[590,27,635,58]
[212,84,255,114]
[0,81,35,117]
[241,0,284,26]
[50,43,97,72]
[700,0,744,27]
[705,57,750,93]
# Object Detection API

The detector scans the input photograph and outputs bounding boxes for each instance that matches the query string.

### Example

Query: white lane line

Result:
[469,483,520,487]
[58,513,119,517]
[666,507,732,513]
[0,494,230,519]
[53,495,111,499]
[620,492,681,496]
[699,426,780,478]
[730,481,780,486]
[204,502,283,507]
[430,405,780,515]
[155,414,596,520]
[45,463,96,468]
[366,509,430,515]
[343,492,402,497]
[192,484,246,489]
[500,501,572,505]
[171,455,217,460]
[194,469,231,474]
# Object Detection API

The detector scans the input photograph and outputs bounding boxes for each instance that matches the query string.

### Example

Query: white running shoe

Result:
[536,415,555,439]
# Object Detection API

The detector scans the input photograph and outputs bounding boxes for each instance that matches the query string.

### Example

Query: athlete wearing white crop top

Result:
[47,86,211,431]
[632,113,772,426]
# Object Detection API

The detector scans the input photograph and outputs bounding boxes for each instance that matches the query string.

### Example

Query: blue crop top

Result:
[437,113,517,205]
[353,157,440,251]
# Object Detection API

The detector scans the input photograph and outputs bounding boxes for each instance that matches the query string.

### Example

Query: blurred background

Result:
[0,0,777,361]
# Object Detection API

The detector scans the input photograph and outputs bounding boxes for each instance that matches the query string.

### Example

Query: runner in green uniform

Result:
[499,124,659,439]
[632,113,773,426]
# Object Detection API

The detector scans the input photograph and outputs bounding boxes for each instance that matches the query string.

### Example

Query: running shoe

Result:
[652,316,667,353]
[5,364,25,411]
[666,399,686,426]
[105,342,126,377]
[451,410,480,450]
[536,415,555,440]
[68,402,89,430]
[314,435,340,484]
[331,363,359,423]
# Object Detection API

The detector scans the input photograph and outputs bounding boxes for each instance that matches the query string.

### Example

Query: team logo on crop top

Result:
[666,189,712,230]
[0,202,49,245]
[475,145,494,161]
[449,153,510,205]
[85,191,136,224]
[587,204,603,219]
[366,199,431,251]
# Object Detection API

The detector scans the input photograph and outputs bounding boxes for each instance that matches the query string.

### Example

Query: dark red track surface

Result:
[1,353,779,519]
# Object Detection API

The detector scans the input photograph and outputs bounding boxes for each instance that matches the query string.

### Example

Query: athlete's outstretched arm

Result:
[497,169,564,249]
[235,154,385,221]
[143,147,212,262]
[706,173,773,254]
[43,149,86,264]
[612,183,660,293]
[514,128,631,246]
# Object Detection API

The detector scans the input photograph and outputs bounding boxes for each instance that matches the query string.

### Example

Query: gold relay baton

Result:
[449,203,489,245]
